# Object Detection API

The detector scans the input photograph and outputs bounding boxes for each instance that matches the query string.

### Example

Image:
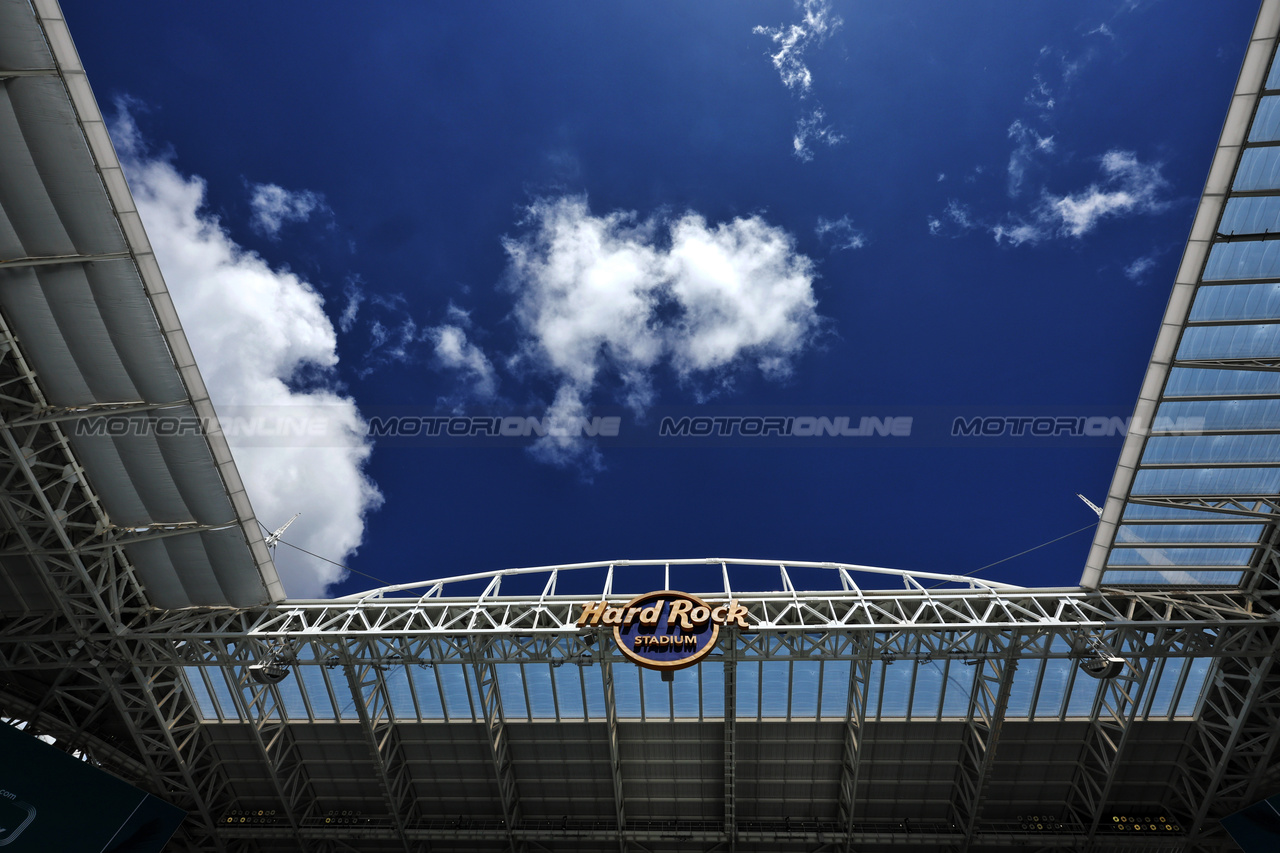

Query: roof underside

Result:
[1086,0,1280,593]
[0,0,281,609]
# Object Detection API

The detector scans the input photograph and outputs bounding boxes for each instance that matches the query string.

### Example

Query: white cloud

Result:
[1125,254,1158,283]
[971,150,1169,246]
[1048,150,1168,237]
[1024,74,1056,111]
[927,216,942,236]
[945,199,975,230]
[1006,120,1056,197]
[113,107,381,598]
[495,196,822,468]
[339,277,364,333]
[248,182,326,238]
[793,107,844,161]
[427,324,498,401]
[753,0,842,96]
[815,215,866,251]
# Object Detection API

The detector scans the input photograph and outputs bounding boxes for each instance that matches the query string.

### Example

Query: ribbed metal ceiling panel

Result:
[0,0,282,607]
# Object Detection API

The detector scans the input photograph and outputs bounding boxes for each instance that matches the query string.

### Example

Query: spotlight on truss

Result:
[249,643,297,684]
[248,661,290,685]
[1079,635,1126,679]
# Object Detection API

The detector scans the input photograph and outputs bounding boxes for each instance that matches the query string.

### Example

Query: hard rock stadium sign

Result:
[576,591,752,672]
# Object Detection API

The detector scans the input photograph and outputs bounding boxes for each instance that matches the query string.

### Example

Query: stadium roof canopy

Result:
[1085,0,1280,594]
[2,1,1280,853]
[0,0,281,611]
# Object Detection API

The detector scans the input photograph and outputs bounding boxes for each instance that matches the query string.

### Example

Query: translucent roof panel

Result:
[1142,434,1280,464]
[1177,324,1280,359]
[1132,467,1280,496]
[1163,367,1280,397]
[1233,146,1280,190]
[1202,239,1280,281]
[1248,95,1280,141]
[1106,547,1256,567]
[1218,198,1280,237]
[1114,523,1265,544]
[1153,400,1280,432]
[1102,569,1246,586]
[1189,281,1280,321]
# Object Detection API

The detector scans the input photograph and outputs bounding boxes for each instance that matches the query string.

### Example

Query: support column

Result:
[723,630,737,852]
[1063,640,1154,844]
[949,641,1017,853]
[339,659,416,853]
[599,649,628,853]
[471,653,524,853]
[839,649,873,853]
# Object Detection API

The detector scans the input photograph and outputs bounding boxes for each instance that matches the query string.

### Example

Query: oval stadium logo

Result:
[577,591,751,672]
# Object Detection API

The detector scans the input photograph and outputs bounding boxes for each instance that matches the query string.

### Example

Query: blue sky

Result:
[61,1,1261,597]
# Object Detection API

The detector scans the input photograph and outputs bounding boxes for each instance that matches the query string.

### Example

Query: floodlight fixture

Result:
[1079,635,1126,679]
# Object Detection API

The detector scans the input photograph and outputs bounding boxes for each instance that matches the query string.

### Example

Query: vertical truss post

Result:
[1064,641,1155,842]
[221,663,317,851]
[839,646,873,853]
[339,658,415,853]
[1174,627,1280,842]
[723,629,737,852]
[470,648,525,853]
[949,637,1017,853]
[599,646,628,853]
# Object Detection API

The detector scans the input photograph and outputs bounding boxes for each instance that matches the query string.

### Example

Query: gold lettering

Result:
[577,601,607,627]
[667,599,693,629]
[640,603,662,625]
[726,601,751,629]
[602,607,623,626]
[688,605,710,625]
[624,606,643,626]
[711,605,728,624]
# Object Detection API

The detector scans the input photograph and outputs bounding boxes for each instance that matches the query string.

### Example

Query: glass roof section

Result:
[1085,8,1280,590]
[181,650,1214,725]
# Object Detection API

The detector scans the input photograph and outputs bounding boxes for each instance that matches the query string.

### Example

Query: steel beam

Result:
[0,251,131,269]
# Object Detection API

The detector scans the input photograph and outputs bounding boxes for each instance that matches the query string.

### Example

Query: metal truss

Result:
[1169,624,1280,843]
[471,649,524,853]
[338,656,417,853]
[0,311,236,851]
[949,637,1017,853]
[219,662,317,852]
[722,631,737,853]
[1063,641,1156,843]
[837,648,872,853]
[105,578,1280,645]
[598,646,628,853]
